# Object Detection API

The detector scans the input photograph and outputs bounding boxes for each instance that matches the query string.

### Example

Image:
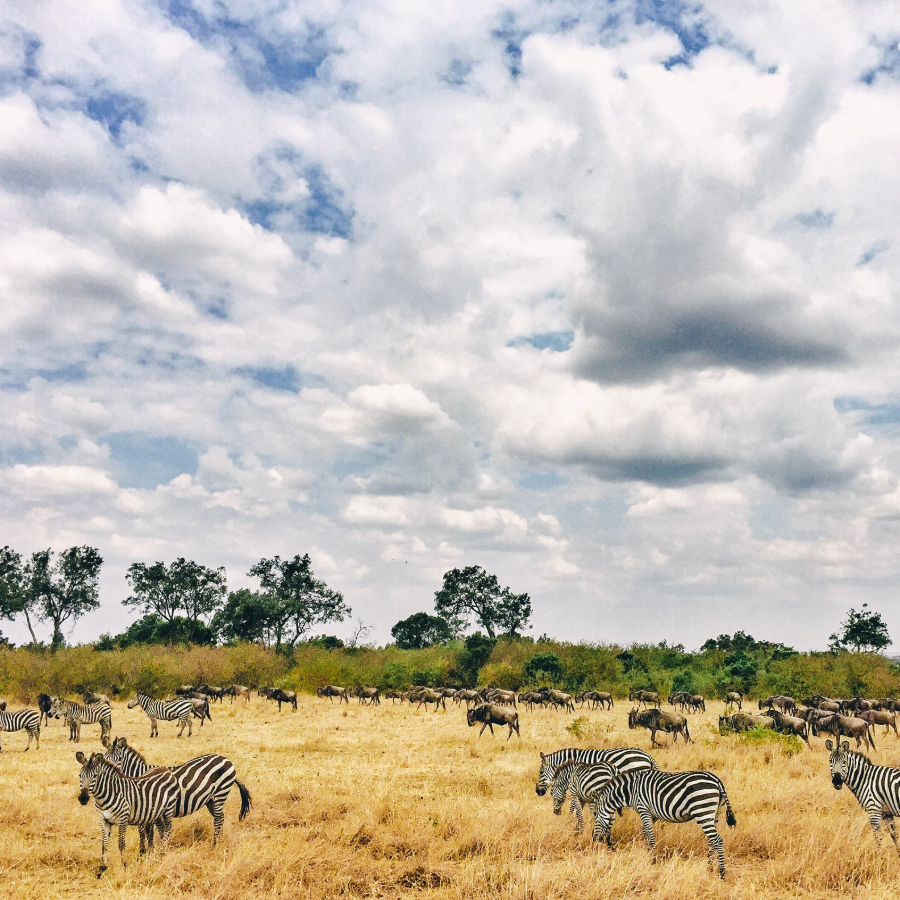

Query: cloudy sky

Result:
[2,0,899,650]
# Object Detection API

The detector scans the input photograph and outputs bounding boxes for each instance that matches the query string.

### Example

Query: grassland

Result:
[0,696,899,899]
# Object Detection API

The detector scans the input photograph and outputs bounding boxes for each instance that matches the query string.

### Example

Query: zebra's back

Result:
[171,754,236,817]
[0,709,40,732]
[631,769,730,821]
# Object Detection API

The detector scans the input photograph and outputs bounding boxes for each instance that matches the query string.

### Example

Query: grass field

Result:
[1,696,899,899]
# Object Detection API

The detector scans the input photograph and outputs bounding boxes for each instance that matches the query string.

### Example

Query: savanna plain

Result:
[1,696,898,900]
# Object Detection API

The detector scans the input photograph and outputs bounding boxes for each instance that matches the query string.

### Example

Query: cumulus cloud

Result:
[1,0,899,648]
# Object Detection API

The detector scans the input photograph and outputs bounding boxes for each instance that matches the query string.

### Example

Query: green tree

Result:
[457,632,496,687]
[434,565,531,638]
[249,554,351,651]
[391,612,452,649]
[829,604,891,653]
[524,652,563,683]
[24,546,103,649]
[0,546,31,642]
[125,558,226,643]
[212,589,271,644]
[723,650,758,693]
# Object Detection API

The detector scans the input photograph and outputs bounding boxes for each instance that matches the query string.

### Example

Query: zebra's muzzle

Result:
[831,773,843,790]
[78,791,90,805]
[535,785,546,796]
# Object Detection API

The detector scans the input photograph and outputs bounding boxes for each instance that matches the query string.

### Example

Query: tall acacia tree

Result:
[434,565,531,639]
[829,604,891,653]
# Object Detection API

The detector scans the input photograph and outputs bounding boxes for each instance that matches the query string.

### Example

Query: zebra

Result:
[536,747,656,822]
[50,698,112,743]
[103,735,252,845]
[591,769,737,879]
[0,703,40,751]
[549,760,620,833]
[127,692,193,737]
[826,738,900,853]
[76,750,179,877]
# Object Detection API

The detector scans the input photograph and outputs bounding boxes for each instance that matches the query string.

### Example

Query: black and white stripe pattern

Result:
[127,692,193,737]
[592,769,737,879]
[76,750,179,875]
[104,736,252,844]
[536,747,657,796]
[51,699,112,743]
[0,704,40,751]
[827,739,900,852]
[550,761,620,833]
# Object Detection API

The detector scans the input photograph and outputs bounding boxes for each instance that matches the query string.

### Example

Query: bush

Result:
[738,726,804,757]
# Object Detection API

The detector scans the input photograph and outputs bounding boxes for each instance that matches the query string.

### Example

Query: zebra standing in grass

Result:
[127,692,193,737]
[76,750,178,877]
[550,761,620,833]
[0,702,40,751]
[103,736,252,845]
[50,698,112,743]
[591,769,737,879]
[826,739,900,852]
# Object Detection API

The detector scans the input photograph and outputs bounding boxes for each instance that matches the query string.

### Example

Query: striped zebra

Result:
[550,760,620,833]
[76,750,178,876]
[0,703,40,751]
[103,735,252,844]
[127,692,193,737]
[592,769,737,878]
[827,738,900,852]
[50,698,112,743]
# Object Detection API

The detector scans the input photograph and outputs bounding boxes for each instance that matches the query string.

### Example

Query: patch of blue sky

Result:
[0,25,40,95]
[1,363,88,390]
[491,13,529,79]
[858,240,890,266]
[794,209,834,229]
[330,445,392,482]
[0,443,44,465]
[85,91,146,139]
[235,365,327,393]
[633,0,710,68]
[860,37,900,84]
[508,331,574,352]
[516,469,567,491]
[104,432,198,490]
[834,396,900,426]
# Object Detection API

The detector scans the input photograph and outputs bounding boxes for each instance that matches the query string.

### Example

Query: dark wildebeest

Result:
[768,710,809,743]
[225,685,251,704]
[546,690,574,713]
[353,686,381,706]
[718,713,774,734]
[484,688,517,707]
[37,693,54,728]
[466,703,520,740]
[856,709,899,738]
[815,714,875,751]
[628,707,690,748]
[875,698,900,713]
[187,697,212,725]
[688,695,706,713]
[724,691,743,712]
[453,689,481,707]
[195,685,225,703]
[629,690,661,709]
[668,691,691,712]
[317,685,349,704]
[841,698,875,714]
[264,688,297,711]
[759,695,797,715]
[175,685,195,696]
[582,690,613,710]
[416,689,446,712]
[83,692,110,705]
[519,691,546,710]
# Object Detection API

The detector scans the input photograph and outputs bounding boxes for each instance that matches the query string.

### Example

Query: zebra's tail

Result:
[723,790,737,827]
[236,780,253,820]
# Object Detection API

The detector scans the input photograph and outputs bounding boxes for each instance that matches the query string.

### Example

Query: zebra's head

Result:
[104,736,128,765]
[126,695,142,709]
[76,751,104,805]
[536,752,556,796]
[826,739,861,789]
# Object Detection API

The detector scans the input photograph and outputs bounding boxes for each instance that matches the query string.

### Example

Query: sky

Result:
[1,0,900,651]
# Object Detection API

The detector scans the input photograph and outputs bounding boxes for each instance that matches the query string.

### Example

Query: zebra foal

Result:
[549,761,620,832]
[826,739,900,853]
[592,769,737,879]
[50,698,112,743]
[103,735,252,845]
[76,750,178,876]
[127,692,193,737]
[0,702,40,750]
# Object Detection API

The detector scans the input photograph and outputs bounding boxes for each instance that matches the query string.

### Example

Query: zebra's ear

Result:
[825,740,833,750]
[116,736,127,747]
[75,751,87,763]
[841,741,850,751]
[540,752,545,760]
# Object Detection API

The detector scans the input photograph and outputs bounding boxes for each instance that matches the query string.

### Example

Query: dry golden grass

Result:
[1,696,899,899]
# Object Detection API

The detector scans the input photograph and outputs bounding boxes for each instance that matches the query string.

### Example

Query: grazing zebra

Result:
[826,739,900,852]
[50,698,112,743]
[127,692,193,737]
[550,761,620,832]
[592,769,737,879]
[536,747,656,821]
[103,736,252,845]
[76,750,179,876]
[0,703,40,751]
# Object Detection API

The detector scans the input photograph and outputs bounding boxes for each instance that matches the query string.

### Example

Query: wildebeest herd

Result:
[3,683,900,881]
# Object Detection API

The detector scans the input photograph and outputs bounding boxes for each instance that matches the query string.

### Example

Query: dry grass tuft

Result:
[1,697,900,898]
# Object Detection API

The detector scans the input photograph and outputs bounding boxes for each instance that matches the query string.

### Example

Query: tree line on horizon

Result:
[0,545,892,666]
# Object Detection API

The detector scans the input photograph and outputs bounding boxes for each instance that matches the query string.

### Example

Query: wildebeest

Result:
[317,685,349,704]
[466,703,520,740]
[718,713,775,734]
[484,688,517,707]
[668,691,691,711]
[629,689,661,709]
[758,695,797,715]
[875,698,900,713]
[225,685,251,704]
[688,695,706,713]
[768,710,809,743]
[545,689,575,712]
[580,690,614,710]
[453,689,481,706]
[856,709,899,738]
[175,685,195,696]
[628,707,690,747]
[187,697,212,726]
[841,698,875,714]
[415,689,446,712]
[195,685,225,703]
[353,686,381,706]
[815,714,875,751]
[83,692,110,705]
[724,691,743,712]
[263,688,297,711]
[37,693,54,728]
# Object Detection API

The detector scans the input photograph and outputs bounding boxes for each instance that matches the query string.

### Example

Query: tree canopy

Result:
[433,565,531,638]
[391,612,452,649]
[829,604,891,653]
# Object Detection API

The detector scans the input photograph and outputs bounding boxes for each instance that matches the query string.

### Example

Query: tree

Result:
[391,612,452,649]
[433,565,531,638]
[456,632,496,687]
[212,589,271,645]
[0,546,30,640]
[125,558,226,643]
[19,546,103,649]
[249,554,350,651]
[524,651,563,683]
[829,604,891,653]
[723,650,758,693]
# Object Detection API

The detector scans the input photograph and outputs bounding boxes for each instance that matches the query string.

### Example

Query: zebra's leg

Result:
[98,817,112,876]
[574,799,585,833]
[868,808,884,845]
[637,809,657,854]
[139,825,148,855]
[886,816,900,856]
[207,798,226,845]
[151,717,158,738]
[699,818,726,878]
[118,822,128,865]
[157,813,173,846]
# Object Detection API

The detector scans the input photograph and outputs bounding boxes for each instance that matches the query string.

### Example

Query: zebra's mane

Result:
[845,748,873,766]
[116,740,149,767]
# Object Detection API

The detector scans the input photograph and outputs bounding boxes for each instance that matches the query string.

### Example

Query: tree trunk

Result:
[22,606,39,646]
